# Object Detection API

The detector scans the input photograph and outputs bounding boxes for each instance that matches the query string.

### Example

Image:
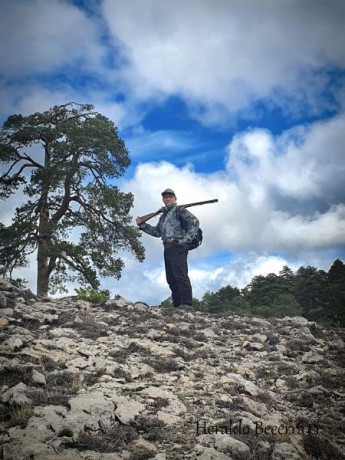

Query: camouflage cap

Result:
[161,188,176,196]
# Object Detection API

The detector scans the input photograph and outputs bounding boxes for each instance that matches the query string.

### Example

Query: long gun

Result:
[138,199,218,224]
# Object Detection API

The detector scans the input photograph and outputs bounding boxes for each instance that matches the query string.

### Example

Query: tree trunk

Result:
[37,238,49,298]
[36,143,51,298]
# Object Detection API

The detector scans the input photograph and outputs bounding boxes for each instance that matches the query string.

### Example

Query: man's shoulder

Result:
[177,206,199,225]
[177,206,194,216]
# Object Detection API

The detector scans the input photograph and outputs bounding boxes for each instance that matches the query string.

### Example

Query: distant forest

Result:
[161,259,345,327]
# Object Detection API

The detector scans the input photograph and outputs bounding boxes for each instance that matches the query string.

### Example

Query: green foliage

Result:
[195,260,344,325]
[201,285,241,314]
[159,297,173,308]
[251,294,301,318]
[0,103,145,297]
[319,259,345,327]
[75,286,110,305]
[244,273,289,307]
[293,266,328,319]
[2,277,28,289]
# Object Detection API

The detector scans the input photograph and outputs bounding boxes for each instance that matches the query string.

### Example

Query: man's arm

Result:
[136,216,162,237]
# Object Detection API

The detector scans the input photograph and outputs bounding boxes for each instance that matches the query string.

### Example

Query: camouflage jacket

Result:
[139,204,199,247]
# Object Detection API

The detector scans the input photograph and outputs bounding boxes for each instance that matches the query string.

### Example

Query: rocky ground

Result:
[0,278,344,460]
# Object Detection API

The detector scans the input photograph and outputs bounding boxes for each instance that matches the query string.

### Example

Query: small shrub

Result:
[256,367,271,379]
[55,311,75,326]
[110,343,152,364]
[173,347,194,362]
[148,397,170,414]
[309,323,325,338]
[276,362,297,376]
[132,415,169,441]
[285,377,299,389]
[8,402,33,427]
[143,357,180,373]
[58,427,74,437]
[27,388,70,407]
[41,354,60,371]
[126,342,151,355]
[129,446,157,460]
[169,326,193,338]
[297,392,314,408]
[73,312,108,340]
[267,334,280,346]
[193,332,208,342]
[193,349,212,359]
[227,397,245,411]
[83,368,106,387]
[314,370,344,390]
[75,286,110,305]
[46,371,83,394]
[65,425,137,452]
[303,435,343,459]
[113,367,132,382]
[256,391,273,408]
[0,366,33,387]
[221,320,247,331]
[215,399,233,409]
[285,339,311,352]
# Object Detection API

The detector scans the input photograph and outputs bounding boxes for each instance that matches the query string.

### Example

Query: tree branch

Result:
[0,163,37,184]
[19,152,44,169]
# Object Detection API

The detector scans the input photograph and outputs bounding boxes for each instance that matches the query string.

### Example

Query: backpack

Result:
[177,206,203,250]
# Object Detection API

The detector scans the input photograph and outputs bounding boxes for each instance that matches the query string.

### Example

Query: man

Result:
[136,189,199,312]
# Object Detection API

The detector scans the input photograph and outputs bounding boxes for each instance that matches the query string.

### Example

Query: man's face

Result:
[162,194,176,206]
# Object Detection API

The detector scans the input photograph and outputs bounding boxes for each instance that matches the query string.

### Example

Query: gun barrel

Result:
[181,199,218,208]
[138,199,218,224]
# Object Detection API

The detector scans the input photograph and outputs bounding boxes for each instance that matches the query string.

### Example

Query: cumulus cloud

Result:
[227,114,345,209]
[102,0,345,124]
[120,113,345,286]
[124,116,345,256]
[0,0,104,78]
[1,0,344,129]
[5,113,344,303]
[1,0,344,304]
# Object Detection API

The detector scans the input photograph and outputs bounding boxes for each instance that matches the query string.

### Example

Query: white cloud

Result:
[102,0,345,124]
[2,0,344,129]
[116,113,345,305]
[1,0,344,303]
[2,111,344,302]
[227,114,345,205]
[0,0,104,78]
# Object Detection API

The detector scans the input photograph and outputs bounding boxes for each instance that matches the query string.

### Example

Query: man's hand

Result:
[136,217,143,226]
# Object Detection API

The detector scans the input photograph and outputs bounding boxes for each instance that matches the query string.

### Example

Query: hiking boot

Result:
[177,304,195,313]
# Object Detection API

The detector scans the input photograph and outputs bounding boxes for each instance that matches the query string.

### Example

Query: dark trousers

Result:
[164,245,193,307]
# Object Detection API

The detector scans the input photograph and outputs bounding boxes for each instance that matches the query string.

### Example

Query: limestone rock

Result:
[0,335,24,352]
[219,373,260,397]
[198,447,232,459]
[32,370,46,386]
[302,351,324,363]
[0,287,343,459]
[214,433,250,457]
[272,442,301,459]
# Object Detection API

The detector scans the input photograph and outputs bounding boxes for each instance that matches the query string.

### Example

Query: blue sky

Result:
[1,0,345,304]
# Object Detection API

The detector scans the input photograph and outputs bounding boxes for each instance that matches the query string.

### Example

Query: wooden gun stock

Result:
[137,199,218,224]
[138,209,164,224]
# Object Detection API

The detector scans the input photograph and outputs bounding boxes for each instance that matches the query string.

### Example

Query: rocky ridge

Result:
[0,278,344,460]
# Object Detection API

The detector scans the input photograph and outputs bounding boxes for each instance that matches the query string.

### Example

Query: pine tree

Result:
[0,103,144,297]
[293,266,328,321]
[323,259,345,326]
